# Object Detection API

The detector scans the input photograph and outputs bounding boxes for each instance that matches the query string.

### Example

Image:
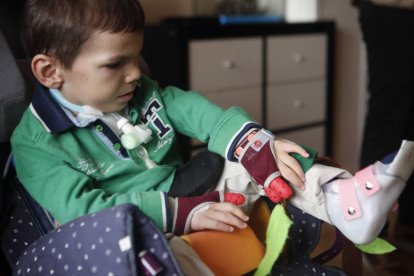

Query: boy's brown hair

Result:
[21,0,145,69]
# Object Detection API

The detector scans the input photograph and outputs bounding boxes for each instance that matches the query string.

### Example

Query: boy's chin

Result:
[99,104,128,114]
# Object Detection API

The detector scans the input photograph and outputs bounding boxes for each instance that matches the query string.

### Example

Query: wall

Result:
[140,0,193,23]
[140,0,366,172]
[319,0,365,172]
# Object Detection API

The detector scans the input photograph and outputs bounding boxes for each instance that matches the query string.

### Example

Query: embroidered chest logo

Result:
[141,98,172,139]
[76,158,114,177]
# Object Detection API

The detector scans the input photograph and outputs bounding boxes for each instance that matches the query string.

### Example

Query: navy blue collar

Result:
[31,83,75,133]
[31,83,130,157]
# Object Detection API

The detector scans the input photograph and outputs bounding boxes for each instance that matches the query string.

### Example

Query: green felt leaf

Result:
[254,204,292,276]
[355,238,396,254]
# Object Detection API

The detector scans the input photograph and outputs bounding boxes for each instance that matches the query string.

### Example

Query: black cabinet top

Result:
[148,16,335,39]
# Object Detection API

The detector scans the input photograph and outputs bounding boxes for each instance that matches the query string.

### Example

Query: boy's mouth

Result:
[118,91,134,102]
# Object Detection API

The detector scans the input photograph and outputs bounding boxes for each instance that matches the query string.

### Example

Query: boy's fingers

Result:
[274,140,310,158]
[279,153,306,181]
[210,202,249,222]
[277,161,305,190]
[191,214,234,232]
[191,203,249,232]
[291,144,310,158]
[273,139,308,187]
[209,210,248,229]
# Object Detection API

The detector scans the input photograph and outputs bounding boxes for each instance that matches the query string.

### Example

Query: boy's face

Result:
[57,31,144,113]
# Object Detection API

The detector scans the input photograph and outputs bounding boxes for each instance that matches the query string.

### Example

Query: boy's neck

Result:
[49,88,104,116]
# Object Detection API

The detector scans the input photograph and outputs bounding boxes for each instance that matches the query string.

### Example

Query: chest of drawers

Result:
[142,19,335,159]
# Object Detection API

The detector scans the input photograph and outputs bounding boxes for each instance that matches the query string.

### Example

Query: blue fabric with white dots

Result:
[270,202,346,276]
[1,178,45,268]
[13,204,183,276]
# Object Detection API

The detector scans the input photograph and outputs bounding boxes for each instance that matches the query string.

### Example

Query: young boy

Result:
[12,0,414,246]
[13,0,308,235]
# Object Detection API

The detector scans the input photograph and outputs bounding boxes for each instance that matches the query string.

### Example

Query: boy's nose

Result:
[125,63,141,83]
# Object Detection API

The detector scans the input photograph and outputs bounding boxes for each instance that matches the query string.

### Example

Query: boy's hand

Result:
[273,139,309,190]
[235,129,309,203]
[190,202,249,233]
[171,191,247,235]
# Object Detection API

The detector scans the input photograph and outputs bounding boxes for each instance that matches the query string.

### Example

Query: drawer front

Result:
[203,87,262,124]
[189,37,262,93]
[277,126,326,156]
[267,80,326,130]
[267,34,326,83]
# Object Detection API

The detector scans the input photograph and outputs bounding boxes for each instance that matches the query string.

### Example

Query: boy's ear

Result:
[31,54,64,88]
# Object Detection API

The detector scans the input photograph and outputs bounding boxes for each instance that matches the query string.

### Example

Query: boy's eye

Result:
[105,61,123,69]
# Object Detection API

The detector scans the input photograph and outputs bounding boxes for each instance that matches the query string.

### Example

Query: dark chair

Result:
[0,27,30,275]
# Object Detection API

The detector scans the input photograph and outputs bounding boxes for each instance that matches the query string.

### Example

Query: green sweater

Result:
[11,75,256,231]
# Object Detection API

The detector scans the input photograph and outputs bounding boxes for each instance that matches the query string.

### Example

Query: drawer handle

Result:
[293,99,305,109]
[293,54,306,64]
[222,60,235,69]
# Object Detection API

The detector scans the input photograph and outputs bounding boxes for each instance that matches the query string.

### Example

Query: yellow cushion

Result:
[180,200,272,276]
[181,226,265,276]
